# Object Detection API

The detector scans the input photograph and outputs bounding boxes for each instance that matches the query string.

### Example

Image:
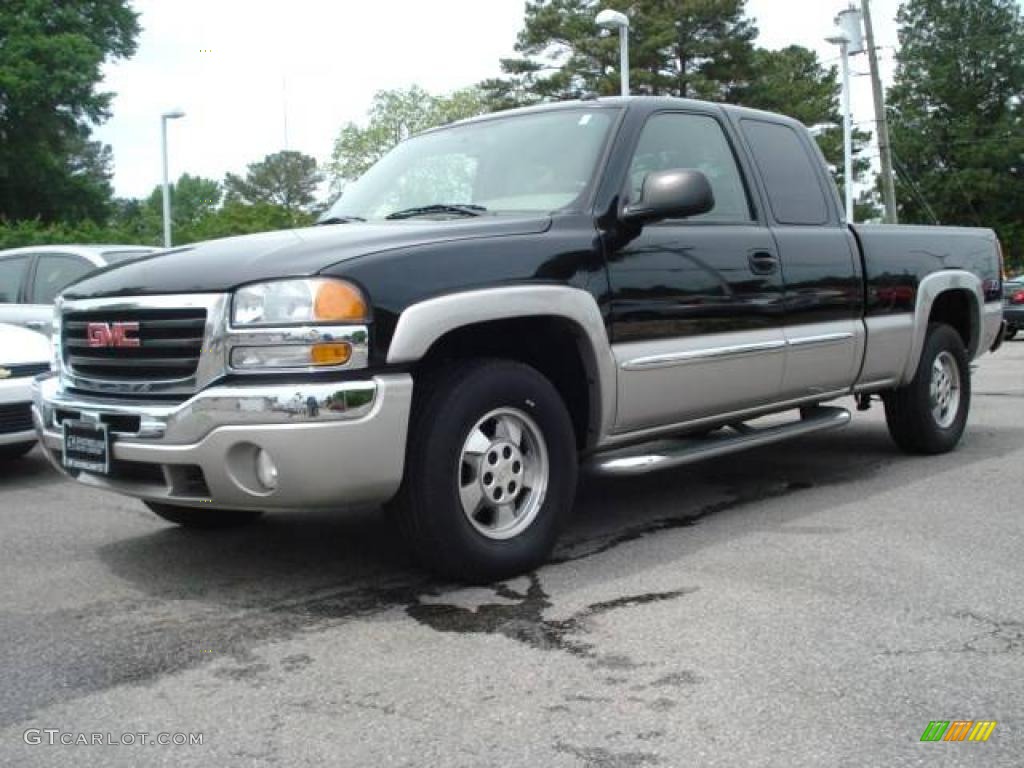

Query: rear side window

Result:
[629,113,752,223]
[740,120,830,225]
[0,256,30,303]
[31,255,93,304]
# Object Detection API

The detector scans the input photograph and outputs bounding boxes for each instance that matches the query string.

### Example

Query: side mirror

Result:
[623,169,715,224]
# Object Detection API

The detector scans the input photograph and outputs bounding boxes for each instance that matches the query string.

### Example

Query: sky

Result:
[93,0,905,200]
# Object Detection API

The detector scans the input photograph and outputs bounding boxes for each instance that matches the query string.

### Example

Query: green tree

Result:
[888,0,1024,267]
[328,86,490,190]
[481,1,758,104]
[139,174,222,229]
[178,200,314,243]
[0,0,140,222]
[224,150,323,216]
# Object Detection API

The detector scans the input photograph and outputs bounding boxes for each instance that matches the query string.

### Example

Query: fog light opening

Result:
[255,449,279,491]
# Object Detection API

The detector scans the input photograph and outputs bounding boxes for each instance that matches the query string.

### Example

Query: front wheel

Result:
[390,359,578,583]
[883,323,970,455]
[1006,326,1019,341]
[144,501,264,529]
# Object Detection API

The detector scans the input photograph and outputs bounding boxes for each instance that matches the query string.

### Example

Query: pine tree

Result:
[888,0,1024,266]
[482,0,757,104]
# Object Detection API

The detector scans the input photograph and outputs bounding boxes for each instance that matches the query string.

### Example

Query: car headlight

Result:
[232,278,368,326]
[229,279,369,371]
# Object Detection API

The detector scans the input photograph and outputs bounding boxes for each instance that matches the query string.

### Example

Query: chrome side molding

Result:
[621,339,787,371]
[621,333,854,371]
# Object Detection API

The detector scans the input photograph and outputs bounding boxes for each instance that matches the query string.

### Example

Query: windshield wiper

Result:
[385,204,487,220]
[317,215,366,225]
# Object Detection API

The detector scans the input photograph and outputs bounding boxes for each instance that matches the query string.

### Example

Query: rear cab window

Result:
[739,119,831,225]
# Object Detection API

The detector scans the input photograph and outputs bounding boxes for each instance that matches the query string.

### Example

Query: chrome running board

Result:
[588,406,852,477]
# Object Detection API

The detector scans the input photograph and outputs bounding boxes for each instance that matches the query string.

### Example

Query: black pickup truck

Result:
[33,97,1005,581]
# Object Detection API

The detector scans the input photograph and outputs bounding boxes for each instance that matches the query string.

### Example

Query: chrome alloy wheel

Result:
[930,350,961,429]
[457,407,550,540]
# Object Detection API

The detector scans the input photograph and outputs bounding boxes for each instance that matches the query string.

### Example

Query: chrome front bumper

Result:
[32,374,413,510]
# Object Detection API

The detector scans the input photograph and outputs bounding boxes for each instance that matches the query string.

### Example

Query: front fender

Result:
[386,285,617,445]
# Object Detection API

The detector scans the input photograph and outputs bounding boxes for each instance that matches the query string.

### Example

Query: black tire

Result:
[1006,326,1019,341]
[390,358,578,583]
[0,442,35,461]
[883,323,971,455]
[144,501,263,529]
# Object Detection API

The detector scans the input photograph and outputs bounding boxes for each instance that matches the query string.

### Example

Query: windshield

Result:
[324,108,618,222]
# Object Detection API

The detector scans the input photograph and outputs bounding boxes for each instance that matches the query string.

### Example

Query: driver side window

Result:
[629,113,753,223]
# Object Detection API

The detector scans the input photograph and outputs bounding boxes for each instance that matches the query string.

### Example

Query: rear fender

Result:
[903,270,983,383]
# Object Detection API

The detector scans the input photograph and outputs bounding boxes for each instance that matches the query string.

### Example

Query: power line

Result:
[890,153,940,225]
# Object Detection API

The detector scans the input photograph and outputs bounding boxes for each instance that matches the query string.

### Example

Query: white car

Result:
[0,244,157,336]
[0,323,51,460]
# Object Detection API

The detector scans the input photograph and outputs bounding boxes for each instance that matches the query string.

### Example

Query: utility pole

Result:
[862,0,898,223]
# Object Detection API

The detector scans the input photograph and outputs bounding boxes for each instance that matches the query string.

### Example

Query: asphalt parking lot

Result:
[1,339,1022,767]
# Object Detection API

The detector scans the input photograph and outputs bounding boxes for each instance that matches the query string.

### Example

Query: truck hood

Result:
[63,215,552,299]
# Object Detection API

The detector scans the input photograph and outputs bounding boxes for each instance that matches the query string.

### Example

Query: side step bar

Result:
[588,406,852,477]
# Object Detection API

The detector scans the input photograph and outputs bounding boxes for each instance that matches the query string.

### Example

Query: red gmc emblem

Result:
[86,321,140,348]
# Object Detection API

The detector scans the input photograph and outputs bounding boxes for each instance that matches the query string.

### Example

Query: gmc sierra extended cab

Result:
[32,97,1005,582]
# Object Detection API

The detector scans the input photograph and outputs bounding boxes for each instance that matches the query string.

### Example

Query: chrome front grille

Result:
[57,294,229,399]
[63,308,207,381]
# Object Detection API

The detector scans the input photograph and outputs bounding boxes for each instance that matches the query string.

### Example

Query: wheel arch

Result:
[902,270,984,383]
[387,286,617,449]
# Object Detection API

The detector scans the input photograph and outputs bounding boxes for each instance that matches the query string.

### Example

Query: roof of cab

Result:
[425,95,803,134]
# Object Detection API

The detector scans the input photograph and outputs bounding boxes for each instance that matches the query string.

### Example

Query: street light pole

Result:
[596,10,630,97]
[160,109,185,248]
[839,39,854,223]
[826,31,854,223]
[618,23,629,97]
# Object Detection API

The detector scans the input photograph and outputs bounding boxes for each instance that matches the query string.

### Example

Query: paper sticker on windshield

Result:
[578,114,593,126]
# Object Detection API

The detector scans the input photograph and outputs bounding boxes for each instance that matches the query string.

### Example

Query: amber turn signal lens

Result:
[310,343,352,366]
[314,281,367,322]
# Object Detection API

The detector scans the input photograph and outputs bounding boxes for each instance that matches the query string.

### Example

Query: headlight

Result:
[232,278,368,326]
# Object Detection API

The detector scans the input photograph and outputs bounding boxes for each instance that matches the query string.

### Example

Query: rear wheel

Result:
[390,359,578,583]
[1006,326,1019,341]
[0,442,35,461]
[883,323,970,455]
[144,501,264,529]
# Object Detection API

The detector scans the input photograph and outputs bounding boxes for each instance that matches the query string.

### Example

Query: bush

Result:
[0,202,315,251]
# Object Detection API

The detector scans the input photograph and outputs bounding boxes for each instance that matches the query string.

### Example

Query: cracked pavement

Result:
[1,339,1022,767]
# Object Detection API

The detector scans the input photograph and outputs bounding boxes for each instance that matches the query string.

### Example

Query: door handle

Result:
[748,252,778,275]
[25,320,48,330]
